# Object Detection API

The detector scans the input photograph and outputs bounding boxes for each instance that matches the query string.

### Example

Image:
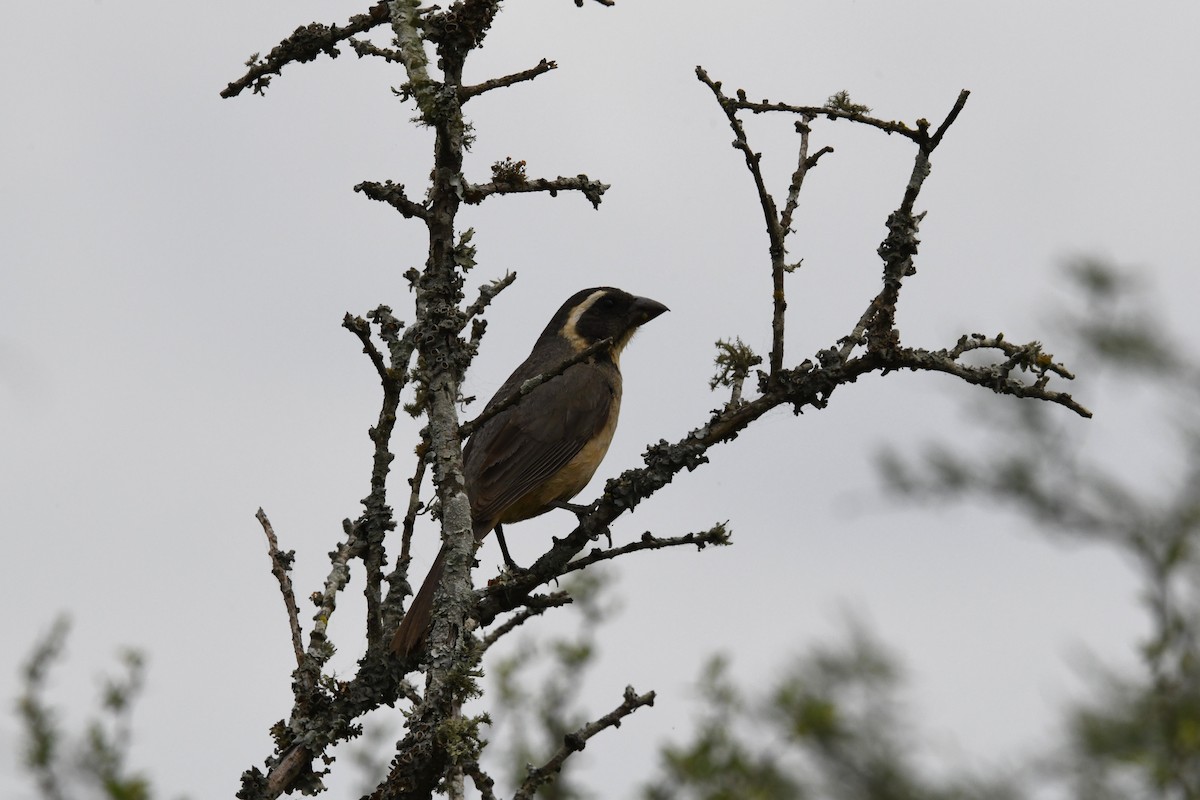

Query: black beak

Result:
[630,295,669,326]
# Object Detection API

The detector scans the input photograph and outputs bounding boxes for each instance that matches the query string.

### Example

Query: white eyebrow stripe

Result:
[559,289,607,348]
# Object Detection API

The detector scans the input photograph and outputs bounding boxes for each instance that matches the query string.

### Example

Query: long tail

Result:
[389,546,447,659]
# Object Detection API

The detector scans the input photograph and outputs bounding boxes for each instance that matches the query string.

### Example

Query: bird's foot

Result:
[550,498,598,519]
[550,499,612,547]
[494,523,526,573]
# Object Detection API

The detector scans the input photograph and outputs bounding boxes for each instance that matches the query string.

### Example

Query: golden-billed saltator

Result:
[390,287,668,658]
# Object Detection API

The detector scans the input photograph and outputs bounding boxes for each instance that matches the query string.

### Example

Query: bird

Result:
[390,287,669,659]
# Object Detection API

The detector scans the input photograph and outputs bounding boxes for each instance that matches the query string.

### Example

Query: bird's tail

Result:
[389,546,447,660]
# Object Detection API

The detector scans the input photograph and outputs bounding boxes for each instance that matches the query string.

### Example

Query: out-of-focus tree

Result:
[640,621,1022,800]
[880,260,1200,800]
[484,571,616,800]
[16,617,156,800]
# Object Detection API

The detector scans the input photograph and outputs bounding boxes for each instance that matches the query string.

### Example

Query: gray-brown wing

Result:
[464,360,615,531]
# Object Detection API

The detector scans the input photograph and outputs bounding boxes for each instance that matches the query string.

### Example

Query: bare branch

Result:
[463,273,518,327]
[248,745,314,800]
[354,180,429,220]
[561,524,732,575]
[460,59,558,101]
[929,89,971,151]
[256,509,305,668]
[342,308,410,648]
[463,174,610,208]
[399,437,429,574]
[343,313,390,382]
[907,335,1092,417]
[310,534,361,657]
[348,37,404,63]
[697,67,791,378]
[372,305,417,374]
[729,94,923,142]
[464,763,499,800]
[220,2,390,98]
[513,686,656,800]
[779,118,818,235]
[480,591,573,651]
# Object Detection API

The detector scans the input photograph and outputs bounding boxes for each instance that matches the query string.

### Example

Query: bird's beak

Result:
[630,296,669,326]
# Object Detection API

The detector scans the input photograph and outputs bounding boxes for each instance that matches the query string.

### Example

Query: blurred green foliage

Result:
[16,616,155,800]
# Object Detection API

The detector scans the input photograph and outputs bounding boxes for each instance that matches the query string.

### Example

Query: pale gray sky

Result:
[3,1,1198,797]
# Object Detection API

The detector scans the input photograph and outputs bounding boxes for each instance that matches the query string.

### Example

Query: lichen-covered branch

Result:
[397,435,428,582]
[900,335,1090,416]
[460,58,558,101]
[344,308,412,648]
[779,122,828,237]
[463,273,518,329]
[697,66,791,378]
[727,93,923,142]
[512,686,656,800]
[354,181,429,220]
[479,591,573,651]
[463,174,610,208]
[560,524,732,576]
[255,509,304,668]
[465,762,499,800]
[220,2,390,98]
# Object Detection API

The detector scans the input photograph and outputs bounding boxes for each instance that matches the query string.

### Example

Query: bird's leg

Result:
[549,499,612,547]
[550,499,595,517]
[493,524,524,573]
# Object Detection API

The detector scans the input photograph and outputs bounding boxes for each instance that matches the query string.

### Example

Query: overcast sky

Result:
[4,1,1199,797]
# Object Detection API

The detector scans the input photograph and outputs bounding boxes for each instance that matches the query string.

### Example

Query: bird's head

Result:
[549,287,669,360]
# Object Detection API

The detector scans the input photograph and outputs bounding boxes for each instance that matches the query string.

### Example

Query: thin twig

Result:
[733,97,922,142]
[256,509,305,668]
[460,59,557,101]
[561,525,731,575]
[513,686,656,800]
[400,435,429,572]
[479,591,573,651]
[463,273,518,327]
[780,127,833,238]
[259,745,314,800]
[697,67,790,378]
[347,307,406,648]
[354,180,429,220]
[343,313,389,382]
[310,536,361,658]
[779,117,815,235]
[929,89,971,151]
[220,2,390,98]
[464,762,498,800]
[348,37,404,63]
[397,679,423,707]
